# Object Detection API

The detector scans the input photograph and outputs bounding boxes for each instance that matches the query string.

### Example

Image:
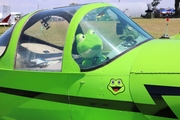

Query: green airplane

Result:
[0,2,180,120]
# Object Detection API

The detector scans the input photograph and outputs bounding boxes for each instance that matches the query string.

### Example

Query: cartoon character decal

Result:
[107,78,125,95]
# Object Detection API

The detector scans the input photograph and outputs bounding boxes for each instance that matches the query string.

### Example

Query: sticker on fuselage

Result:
[107,78,125,95]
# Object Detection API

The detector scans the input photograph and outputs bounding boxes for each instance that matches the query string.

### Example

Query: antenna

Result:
[160,18,170,39]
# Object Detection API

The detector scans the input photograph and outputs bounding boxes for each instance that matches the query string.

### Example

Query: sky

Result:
[0,0,175,15]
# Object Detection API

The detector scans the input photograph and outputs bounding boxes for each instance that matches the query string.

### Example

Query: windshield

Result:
[0,26,14,57]
[73,6,153,70]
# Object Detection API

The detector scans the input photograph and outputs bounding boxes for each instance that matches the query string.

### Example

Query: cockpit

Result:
[74,7,153,70]
[0,4,153,72]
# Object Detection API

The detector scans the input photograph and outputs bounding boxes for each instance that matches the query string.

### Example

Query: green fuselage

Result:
[0,2,180,120]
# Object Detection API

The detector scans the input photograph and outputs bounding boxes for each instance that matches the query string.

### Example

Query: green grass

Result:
[0,26,10,35]
[133,18,180,38]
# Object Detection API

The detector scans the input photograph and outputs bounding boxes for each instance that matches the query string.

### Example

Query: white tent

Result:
[111,2,148,18]
[10,12,21,25]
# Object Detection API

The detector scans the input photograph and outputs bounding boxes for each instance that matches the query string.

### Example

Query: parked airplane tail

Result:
[0,3,11,25]
[1,14,11,23]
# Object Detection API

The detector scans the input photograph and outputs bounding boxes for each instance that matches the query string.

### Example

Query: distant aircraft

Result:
[0,2,180,120]
[0,3,11,26]
[0,14,11,26]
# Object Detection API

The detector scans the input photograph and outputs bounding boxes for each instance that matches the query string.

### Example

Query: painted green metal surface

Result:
[0,2,180,120]
[131,40,180,73]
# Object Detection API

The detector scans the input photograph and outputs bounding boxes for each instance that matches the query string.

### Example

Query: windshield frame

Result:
[0,26,15,57]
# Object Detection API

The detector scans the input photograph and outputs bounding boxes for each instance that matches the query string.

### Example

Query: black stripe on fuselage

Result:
[0,85,179,119]
[0,86,139,112]
[141,85,180,119]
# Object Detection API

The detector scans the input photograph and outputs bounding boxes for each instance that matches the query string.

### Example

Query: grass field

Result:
[133,18,180,38]
[0,18,180,39]
[0,26,10,35]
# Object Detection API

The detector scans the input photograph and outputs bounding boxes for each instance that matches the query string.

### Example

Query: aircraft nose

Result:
[131,40,180,73]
